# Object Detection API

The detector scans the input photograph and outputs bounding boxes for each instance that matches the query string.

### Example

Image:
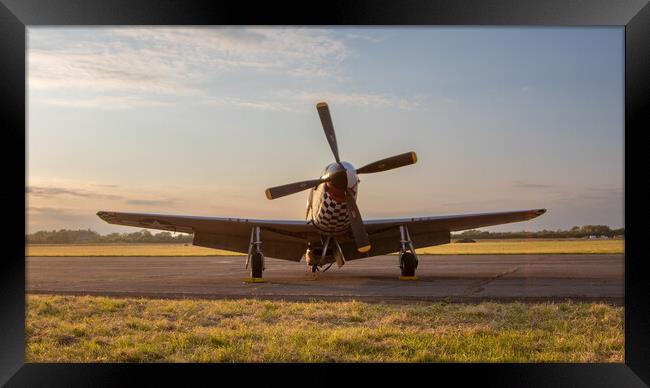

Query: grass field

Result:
[26,239,624,257]
[418,239,623,255]
[26,243,234,257]
[26,295,623,363]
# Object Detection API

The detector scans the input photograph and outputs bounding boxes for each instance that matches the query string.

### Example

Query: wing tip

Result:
[96,211,116,223]
[530,209,547,218]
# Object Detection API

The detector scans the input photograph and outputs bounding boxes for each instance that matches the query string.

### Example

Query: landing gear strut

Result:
[398,225,418,279]
[245,226,265,281]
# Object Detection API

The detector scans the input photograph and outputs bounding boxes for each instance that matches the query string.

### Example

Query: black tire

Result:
[400,252,416,277]
[251,252,263,278]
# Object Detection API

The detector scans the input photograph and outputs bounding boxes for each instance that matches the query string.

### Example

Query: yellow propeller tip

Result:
[411,151,418,164]
[265,189,273,200]
[357,245,371,253]
[316,101,328,108]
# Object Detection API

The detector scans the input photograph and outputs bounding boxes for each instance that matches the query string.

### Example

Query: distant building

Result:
[588,235,597,239]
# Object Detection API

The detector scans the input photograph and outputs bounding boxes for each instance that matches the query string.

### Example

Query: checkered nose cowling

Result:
[313,189,351,233]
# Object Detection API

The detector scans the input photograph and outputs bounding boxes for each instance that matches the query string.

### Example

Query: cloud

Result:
[28,47,201,96]
[40,95,172,110]
[110,27,350,77]
[512,181,556,189]
[202,97,296,112]
[28,206,87,216]
[203,91,423,112]
[29,27,350,97]
[28,27,422,112]
[292,91,423,110]
[27,185,176,207]
[552,186,623,205]
[511,181,622,204]
[343,32,387,44]
[27,186,123,200]
[92,183,119,188]
[125,199,176,206]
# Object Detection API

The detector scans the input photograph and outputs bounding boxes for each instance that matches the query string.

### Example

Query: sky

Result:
[27,27,624,234]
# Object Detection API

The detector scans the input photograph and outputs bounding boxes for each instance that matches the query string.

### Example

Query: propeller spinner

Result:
[265,101,418,253]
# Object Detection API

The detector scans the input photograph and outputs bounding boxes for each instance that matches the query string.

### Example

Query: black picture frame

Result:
[2,0,648,386]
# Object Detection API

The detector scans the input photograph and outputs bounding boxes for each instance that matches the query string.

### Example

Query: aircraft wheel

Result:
[251,252,263,278]
[400,252,416,277]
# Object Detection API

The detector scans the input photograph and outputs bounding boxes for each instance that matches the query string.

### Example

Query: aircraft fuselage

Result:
[307,161,359,235]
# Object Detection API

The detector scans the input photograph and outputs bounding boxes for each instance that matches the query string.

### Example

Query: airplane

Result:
[97,101,546,280]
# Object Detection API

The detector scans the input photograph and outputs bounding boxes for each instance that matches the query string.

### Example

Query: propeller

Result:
[345,187,371,252]
[265,101,417,253]
[356,151,417,174]
[265,172,343,200]
[317,102,340,163]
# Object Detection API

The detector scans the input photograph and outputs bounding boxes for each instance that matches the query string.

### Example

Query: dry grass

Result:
[25,243,237,257]
[26,295,624,363]
[26,239,623,257]
[418,239,623,255]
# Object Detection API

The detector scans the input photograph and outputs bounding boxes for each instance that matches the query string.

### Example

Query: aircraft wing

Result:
[336,209,547,260]
[97,211,317,262]
[98,208,545,262]
[364,208,547,234]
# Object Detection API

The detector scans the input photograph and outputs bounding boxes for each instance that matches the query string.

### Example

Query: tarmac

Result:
[26,254,623,303]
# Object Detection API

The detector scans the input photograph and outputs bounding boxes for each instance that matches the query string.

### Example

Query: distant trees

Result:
[453,225,624,239]
[27,229,102,244]
[26,229,194,244]
[26,225,624,244]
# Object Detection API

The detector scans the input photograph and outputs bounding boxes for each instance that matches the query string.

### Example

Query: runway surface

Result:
[26,254,623,303]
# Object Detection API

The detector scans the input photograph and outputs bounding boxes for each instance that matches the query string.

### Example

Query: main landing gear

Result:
[398,225,419,279]
[245,226,265,282]
[400,252,417,277]
[251,252,264,278]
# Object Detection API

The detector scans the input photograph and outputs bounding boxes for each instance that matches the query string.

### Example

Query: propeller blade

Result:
[316,102,341,163]
[345,188,371,253]
[266,170,346,200]
[356,152,418,175]
[265,178,327,200]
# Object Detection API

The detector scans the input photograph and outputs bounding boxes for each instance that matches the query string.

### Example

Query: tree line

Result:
[26,224,624,244]
[453,225,624,239]
[26,229,194,244]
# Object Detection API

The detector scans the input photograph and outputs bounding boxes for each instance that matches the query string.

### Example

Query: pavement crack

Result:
[463,266,520,296]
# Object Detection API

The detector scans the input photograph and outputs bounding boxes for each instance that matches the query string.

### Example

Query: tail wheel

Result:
[251,252,263,278]
[400,252,416,277]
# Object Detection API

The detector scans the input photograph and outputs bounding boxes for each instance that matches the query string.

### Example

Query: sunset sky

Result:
[27,27,624,234]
